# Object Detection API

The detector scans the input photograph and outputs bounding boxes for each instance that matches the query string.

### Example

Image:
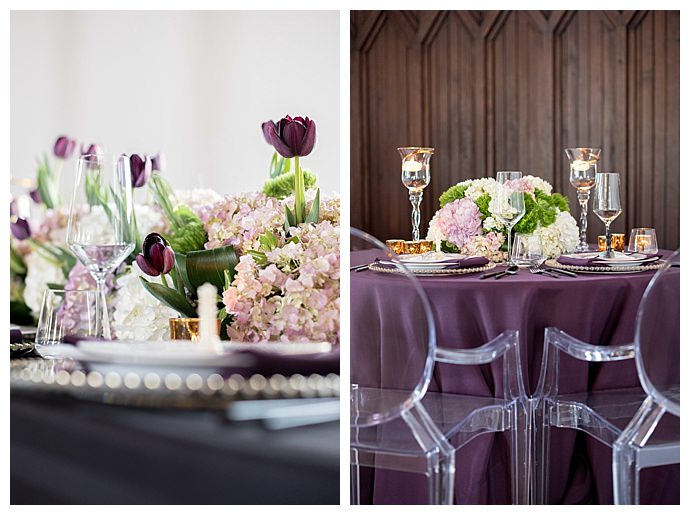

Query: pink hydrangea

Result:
[222,220,340,344]
[436,197,483,249]
[55,262,115,334]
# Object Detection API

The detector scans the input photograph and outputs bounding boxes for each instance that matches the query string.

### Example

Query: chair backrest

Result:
[350,227,436,427]
[634,249,680,416]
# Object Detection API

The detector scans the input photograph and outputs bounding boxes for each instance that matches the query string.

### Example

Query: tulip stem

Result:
[294,156,305,223]
[160,273,170,289]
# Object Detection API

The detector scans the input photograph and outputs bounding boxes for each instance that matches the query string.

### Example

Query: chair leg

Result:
[612,443,639,505]
[439,452,455,505]
[510,400,530,504]
[531,398,551,504]
[350,460,361,505]
[427,457,441,504]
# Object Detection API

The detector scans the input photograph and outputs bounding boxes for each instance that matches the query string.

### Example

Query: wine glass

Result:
[493,171,525,264]
[565,147,601,252]
[593,172,622,258]
[398,147,434,241]
[66,154,135,339]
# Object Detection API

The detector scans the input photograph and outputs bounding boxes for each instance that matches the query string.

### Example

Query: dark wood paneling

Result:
[351,10,680,249]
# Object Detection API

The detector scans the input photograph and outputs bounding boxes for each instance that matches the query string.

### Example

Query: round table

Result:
[350,249,679,504]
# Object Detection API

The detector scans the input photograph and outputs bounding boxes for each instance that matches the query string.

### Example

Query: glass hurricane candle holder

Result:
[565,147,602,252]
[628,228,658,254]
[398,147,434,241]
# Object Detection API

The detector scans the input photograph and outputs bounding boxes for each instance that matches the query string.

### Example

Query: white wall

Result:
[10,10,340,198]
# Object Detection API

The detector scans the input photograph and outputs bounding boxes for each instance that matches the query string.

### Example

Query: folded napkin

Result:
[376,256,489,270]
[229,348,340,377]
[10,328,23,344]
[557,253,662,267]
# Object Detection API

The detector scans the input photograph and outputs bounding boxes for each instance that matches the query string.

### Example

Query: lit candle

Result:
[402,160,423,172]
[635,234,652,252]
[571,159,591,172]
[197,283,222,351]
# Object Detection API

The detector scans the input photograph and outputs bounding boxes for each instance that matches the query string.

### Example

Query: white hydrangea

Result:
[135,204,168,236]
[463,177,498,202]
[426,212,444,251]
[174,189,223,215]
[523,175,553,195]
[483,216,504,232]
[76,204,167,242]
[111,263,178,341]
[533,210,579,258]
[23,251,66,316]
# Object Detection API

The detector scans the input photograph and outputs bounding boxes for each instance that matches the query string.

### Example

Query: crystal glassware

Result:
[35,288,98,351]
[493,171,525,264]
[628,228,659,254]
[511,233,544,267]
[565,147,602,252]
[593,172,622,258]
[66,154,135,339]
[398,147,434,241]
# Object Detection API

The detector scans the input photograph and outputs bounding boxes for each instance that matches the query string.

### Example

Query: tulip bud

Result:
[151,152,166,172]
[10,218,31,240]
[81,143,103,156]
[53,135,77,159]
[129,154,152,189]
[262,115,316,158]
[136,232,175,276]
[29,188,42,204]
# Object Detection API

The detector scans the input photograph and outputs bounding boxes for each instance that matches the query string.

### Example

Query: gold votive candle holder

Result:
[169,318,221,341]
[597,233,625,252]
[403,240,434,255]
[385,239,406,255]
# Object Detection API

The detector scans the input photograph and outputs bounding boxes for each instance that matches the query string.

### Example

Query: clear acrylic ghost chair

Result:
[350,227,529,505]
[532,249,680,504]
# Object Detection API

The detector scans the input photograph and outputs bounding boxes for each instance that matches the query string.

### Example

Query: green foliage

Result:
[165,205,208,254]
[439,184,469,208]
[185,245,239,294]
[263,169,317,199]
[551,192,569,212]
[474,193,491,219]
[440,241,460,253]
[514,188,566,234]
[269,151,291,178]
[139,277,197,318]
[36,155,60,209]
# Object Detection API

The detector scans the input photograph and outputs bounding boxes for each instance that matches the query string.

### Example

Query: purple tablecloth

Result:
[350,249,679,504]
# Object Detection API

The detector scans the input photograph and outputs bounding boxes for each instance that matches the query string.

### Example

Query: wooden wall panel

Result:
[351,10,680,250]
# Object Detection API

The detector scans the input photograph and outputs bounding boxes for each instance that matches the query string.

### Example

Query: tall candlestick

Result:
[197,283,221,350]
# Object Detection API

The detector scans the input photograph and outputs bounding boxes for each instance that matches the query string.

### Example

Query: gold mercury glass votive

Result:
[403,240,434,255]
[385,239,406,255]
[597,233,625,252]
[169,318,221,341]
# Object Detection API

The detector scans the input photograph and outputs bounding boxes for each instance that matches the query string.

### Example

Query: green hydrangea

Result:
[439,184,469,207]
[263,169,318,199]
[165,205,208,254]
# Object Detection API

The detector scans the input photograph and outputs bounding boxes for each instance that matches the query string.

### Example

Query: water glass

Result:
[510,233,544,267]
[35,289,98,350]
[628,228,659,254]
[593,172,622,258]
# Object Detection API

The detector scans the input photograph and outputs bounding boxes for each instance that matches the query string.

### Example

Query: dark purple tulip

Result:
[262,115,316,158]
[10,218,31,240]
[29,188,42,204]
[81,143,103,156]
[151,152,166,172]
[136,232,175,277]
[129,154,152,188]
[53,135,77,159]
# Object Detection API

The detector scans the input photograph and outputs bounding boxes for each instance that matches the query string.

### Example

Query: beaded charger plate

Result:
[545,259,666,275]
[10,358,339,409]
[368,261,496,276]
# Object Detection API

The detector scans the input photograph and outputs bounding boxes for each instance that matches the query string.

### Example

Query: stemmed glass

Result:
[593,172,622,258]
[398,147,434,241]
[66,154,135,339]
[565,147,601,252]
[493,171,526,264]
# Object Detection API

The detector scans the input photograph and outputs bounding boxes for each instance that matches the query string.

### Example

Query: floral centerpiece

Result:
[427,176,578,260]
[10,117,340,345]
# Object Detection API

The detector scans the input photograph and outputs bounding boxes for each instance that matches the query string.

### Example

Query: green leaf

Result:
[305,188,321,224]
[439,184,469,208]
[10,300,34,325]
[10,245,26,276]
[174,254,194,293]
[284,205,296,234]
[140,277,197,318]
[36,155,55,209]
[185,245,238,293]
[259,230,279,251]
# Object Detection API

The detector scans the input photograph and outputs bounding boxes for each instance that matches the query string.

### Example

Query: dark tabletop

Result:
[11,390,339,504]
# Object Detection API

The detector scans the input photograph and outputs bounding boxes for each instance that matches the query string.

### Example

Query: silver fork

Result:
[528,264,560,278]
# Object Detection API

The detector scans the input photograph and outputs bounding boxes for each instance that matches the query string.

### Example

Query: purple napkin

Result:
[229,348,340,377]
[557,253,662,267]
[376,256,489,270]
[11,328,23,344]
[62,334,107,345]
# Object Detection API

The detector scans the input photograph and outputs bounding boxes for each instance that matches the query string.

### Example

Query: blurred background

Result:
[11,10,340,197]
